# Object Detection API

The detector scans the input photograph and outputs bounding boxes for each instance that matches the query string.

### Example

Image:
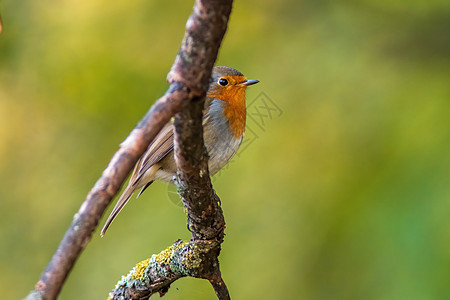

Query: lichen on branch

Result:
[109,239,222,299]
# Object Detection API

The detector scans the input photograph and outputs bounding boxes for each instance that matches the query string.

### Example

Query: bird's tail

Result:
[100,185,136,237]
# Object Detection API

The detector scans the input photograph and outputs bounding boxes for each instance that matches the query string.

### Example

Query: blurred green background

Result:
[1,0,449,299]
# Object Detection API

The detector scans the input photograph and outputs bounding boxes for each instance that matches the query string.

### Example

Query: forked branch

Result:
[27,0,234,299]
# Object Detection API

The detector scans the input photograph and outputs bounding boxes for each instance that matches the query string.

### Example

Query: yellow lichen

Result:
[155,241,189,265]
[155,246,173,265]
[176,240,189,251]
[131,258,150,280]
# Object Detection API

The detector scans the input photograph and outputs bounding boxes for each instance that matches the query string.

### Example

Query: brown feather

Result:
[101,123,174,236]
[133,123,175,185]
[100,180,151,236]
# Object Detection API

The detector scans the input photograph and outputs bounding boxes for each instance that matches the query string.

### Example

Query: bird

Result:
[101,66,259,236]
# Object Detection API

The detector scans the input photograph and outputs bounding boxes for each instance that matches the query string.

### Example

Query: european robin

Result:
[101,66,259,236]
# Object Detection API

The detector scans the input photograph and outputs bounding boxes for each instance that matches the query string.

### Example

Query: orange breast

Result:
[207,75,247,138]
[223,90,246,138]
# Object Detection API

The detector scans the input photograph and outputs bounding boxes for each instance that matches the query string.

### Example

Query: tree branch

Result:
[27,0,234,299]
[108,239,223,299]
[108,0,233,297]
[210,276,231,300]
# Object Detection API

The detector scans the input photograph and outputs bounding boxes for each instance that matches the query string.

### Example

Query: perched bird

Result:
[101,66,259,236]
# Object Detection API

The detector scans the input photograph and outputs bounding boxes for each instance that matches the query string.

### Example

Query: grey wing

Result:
[131,122,174,186]
[131,97,214,186]
[100,122,174,236]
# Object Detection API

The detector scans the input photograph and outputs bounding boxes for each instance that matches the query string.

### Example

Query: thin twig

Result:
[210,276,231,300]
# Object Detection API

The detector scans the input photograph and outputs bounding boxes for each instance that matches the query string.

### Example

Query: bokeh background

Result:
[1,0,449,299]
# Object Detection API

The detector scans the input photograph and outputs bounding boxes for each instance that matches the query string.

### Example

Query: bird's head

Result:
[207,66,259,101]
[207,66,259,137]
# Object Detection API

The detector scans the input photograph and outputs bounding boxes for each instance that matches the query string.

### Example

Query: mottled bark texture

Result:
[27,0,233,299]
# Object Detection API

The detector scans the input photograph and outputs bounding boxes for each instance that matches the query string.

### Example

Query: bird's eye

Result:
[218,78,228,86]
